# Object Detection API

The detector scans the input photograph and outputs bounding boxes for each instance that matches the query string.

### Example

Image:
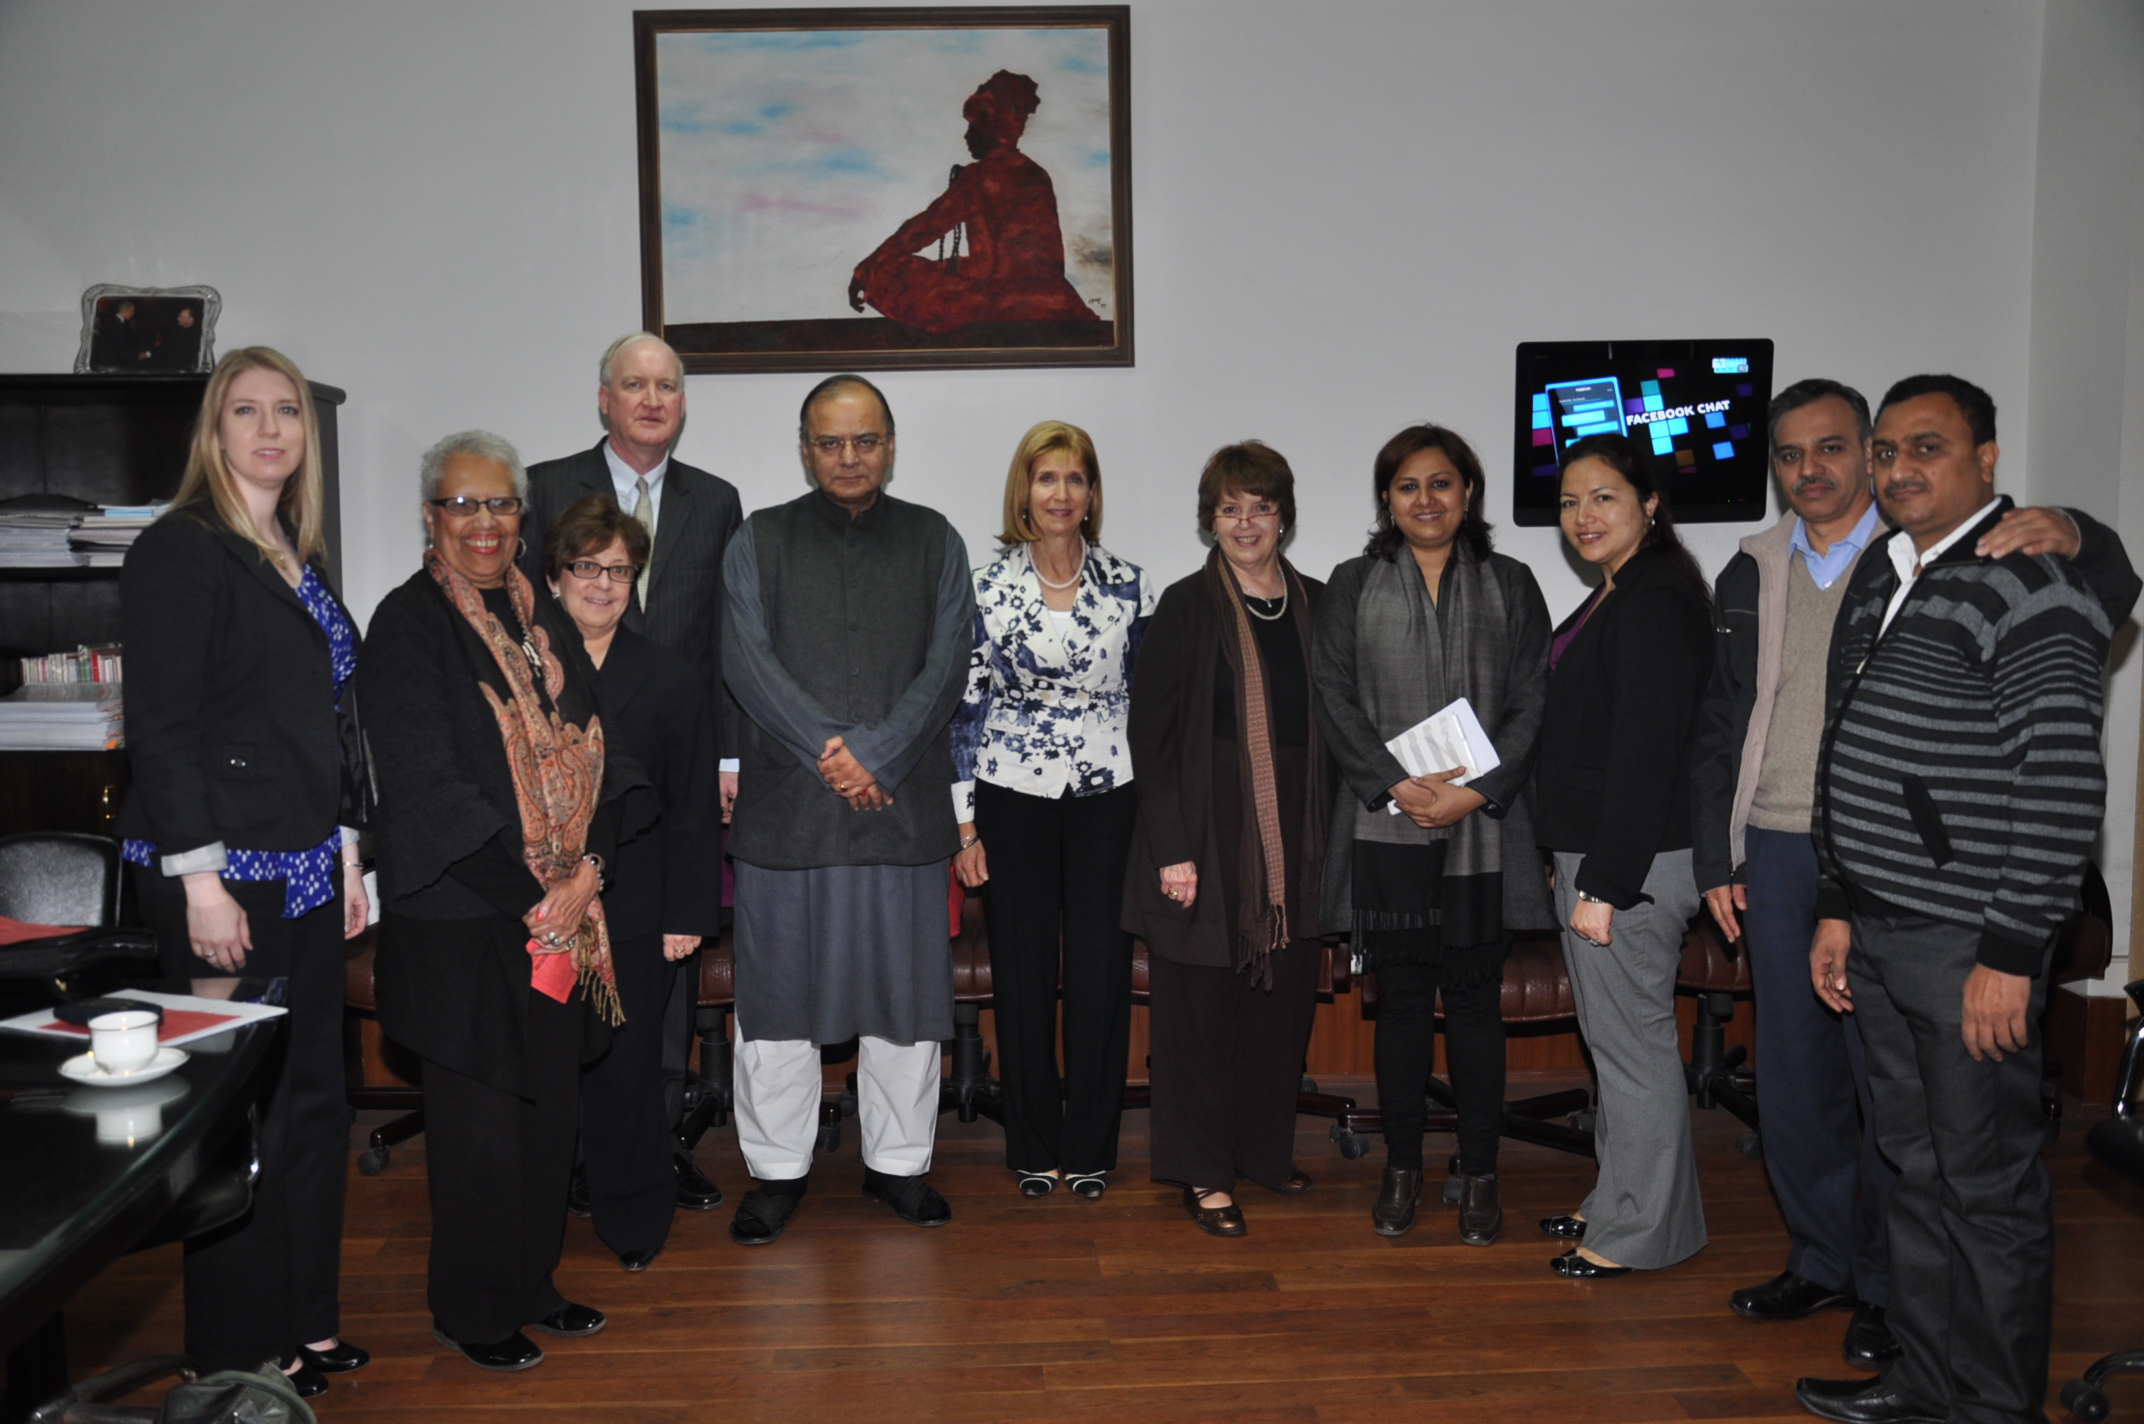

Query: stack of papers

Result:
[69,504,165,567]
[1385,697,1500,813]
[0,683,123,750]
[0,495,89,569]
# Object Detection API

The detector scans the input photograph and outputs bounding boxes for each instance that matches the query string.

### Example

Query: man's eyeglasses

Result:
[427,495,524,517]
[1214,501,1281,525]
[807,434,888,456]
[563,559,640,585]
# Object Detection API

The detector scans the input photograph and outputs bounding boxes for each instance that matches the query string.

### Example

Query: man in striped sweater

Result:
[1795,374,2135,1424]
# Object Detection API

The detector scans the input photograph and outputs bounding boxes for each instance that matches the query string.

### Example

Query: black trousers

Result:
[1849,910,2051,1424]
[137,867,349,1372]
[974,780,1136,1175]
[581,929,677,1257]
[1744,828,1892,1303]
[1148,938,1320,1193]
[423,988,580,1345]
[1371,960,1505,1176]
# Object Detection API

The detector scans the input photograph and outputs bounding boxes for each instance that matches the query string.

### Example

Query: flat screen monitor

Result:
[1510,338,1775,526]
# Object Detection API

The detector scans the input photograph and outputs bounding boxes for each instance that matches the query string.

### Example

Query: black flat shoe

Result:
[1841,1303,1902,1367]
[1065,1172,1107,1201]
[295,1340,369,1374]
[432,1324,543,1372]
[529,1303,606,1337]
[275,1356,329,1398]
[862,1170,952,1226]
[730,1188,800,1246]
[1539,1214,1587,1240]
[1457,1175,1502,1247]
[1273,1168,1313,1195]
[1793,1376,1939,1424]
[1016,1170,1059,1198]
[1550,1250,1632,1279]
[566,1163,591,1218]
[619,1247,661,1273]
[1732,1269,1858,1321]
[1184,1186,1246,1237]
[674,1151,723,1211]
[1371,1167,1422,1237]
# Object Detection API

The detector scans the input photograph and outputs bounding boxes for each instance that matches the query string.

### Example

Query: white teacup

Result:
[88,1009,160,1075]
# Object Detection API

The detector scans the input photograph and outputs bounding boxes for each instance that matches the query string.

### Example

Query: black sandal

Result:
[1016,1170,1058,1198]
[729,1189,799,1246]
[1065,1172,1107,1201]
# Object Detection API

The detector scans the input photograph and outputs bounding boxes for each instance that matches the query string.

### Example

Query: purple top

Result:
[1549,587,1604,673]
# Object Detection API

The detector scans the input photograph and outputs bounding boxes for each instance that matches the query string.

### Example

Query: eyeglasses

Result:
[807,434,888,456]
[1214,501,1281,525]
[427,495,523,517]
[564,559,640,585]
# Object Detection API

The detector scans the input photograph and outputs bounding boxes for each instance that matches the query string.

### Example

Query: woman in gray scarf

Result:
[1312,424,1553,1244]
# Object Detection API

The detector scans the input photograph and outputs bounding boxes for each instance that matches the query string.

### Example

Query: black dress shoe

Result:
[1539,1214,1587,1240]
[530,1303,605,1338]
[1550,1250,1632,1279]
[295,1340,369,1374]
[1733,1269,1858,1321]
[1793,1376,1939,1424]
[730,1188,800,1246]
[432,1324,544,1372]
[1457,1175,1502,1247]
[566,1163,591,1218]
[1842,1303,1903,1367]
[861,1170,952,1226]
[619,1247,661,1273]
[673,1151,723,1211]
[275,1356,329,1398]
[1372,1167,1422,1237]
[1183,1186,1247,1237]
[1273,1168,1313,1194]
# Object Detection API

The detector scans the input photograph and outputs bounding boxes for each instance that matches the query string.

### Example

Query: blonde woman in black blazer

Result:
[119,347,372,1396]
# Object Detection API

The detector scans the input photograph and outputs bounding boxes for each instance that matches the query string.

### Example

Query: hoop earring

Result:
[516,537,527,560]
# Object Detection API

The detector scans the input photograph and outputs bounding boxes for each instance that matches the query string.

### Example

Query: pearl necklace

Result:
[1029,535,1086,591]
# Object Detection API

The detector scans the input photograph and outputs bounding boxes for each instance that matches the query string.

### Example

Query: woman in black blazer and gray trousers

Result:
[1533,433,1713,1280]
[119,348,372,1394]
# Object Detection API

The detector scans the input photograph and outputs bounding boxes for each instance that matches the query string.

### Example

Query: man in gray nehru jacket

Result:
[1792,374,2136,1424]
[720,373,974,1246]
[1691,377,2131,1371]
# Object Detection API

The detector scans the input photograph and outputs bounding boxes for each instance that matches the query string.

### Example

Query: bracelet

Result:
[1576,891,1608,905]
[959,834,979,850]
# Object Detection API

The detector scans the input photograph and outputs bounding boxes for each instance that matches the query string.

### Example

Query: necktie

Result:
[632,476,654,609]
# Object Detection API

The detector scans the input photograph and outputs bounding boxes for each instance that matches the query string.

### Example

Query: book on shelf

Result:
[0,496,166,571]
[0,682,123,751]
[18,646,122,684]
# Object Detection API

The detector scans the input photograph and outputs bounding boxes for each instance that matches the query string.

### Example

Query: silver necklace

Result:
[1029,535,1086,591]
[1243,586,1288,621]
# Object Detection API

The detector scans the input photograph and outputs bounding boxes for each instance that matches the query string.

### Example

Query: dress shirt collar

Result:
[602,439,668,506]
[1888,496,2003,585]
[1789,499,1881,589]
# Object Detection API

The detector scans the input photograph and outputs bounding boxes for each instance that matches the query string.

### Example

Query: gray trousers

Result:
[1553,849,1707,1270]
[1849,911,2051,1424]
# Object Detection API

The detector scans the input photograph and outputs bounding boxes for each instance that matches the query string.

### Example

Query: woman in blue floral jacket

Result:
[952,420,1154,1201]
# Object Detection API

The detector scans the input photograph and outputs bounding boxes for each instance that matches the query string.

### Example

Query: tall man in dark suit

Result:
[521,331,742,1223]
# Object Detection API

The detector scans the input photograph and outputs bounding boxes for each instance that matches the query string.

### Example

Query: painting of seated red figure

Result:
[634,8,1133,372]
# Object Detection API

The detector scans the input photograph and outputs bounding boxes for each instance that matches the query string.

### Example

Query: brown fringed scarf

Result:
[424,549,623,1025]
[1207,549,1311,990]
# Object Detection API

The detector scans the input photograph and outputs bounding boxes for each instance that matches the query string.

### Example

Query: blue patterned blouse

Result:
[124,564,356,919]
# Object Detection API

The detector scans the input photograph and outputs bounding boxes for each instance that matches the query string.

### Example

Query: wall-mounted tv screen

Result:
[1511,339,1775,526]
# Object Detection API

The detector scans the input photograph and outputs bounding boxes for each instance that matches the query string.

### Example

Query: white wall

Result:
[2,0,2133,953]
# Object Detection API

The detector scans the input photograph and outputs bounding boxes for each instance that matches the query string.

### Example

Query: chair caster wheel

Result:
[816,1122,842,1154]
[1441,1175,1462,1205]
[357,1147,389,1176]
[1300,1076,1319,1094]
[1330,1124,1368,1160]
[1569,1109,1597,1134]
[2061,1382,2109,1421]
[1736,1132,1763,1160]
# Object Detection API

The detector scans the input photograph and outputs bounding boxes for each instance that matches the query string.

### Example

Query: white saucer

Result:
[59,1045,189,1087]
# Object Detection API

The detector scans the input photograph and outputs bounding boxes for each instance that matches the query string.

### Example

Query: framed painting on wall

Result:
[634,6,1132,373]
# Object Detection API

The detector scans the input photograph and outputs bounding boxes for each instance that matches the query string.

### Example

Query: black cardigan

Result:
[1533,545,1713,909]
[597,626,724,943]
[1122,563,1328,968]
[118,501,367,858]
[358,568,654,1093]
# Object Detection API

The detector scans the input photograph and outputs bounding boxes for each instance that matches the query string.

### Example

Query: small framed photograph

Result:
[74,285,222,374]
[635,6,1133,373]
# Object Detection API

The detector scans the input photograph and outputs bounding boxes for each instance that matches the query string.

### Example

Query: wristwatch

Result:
[582,852,608,893]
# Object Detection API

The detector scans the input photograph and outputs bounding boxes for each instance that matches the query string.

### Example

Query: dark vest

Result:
[729,488,958,869]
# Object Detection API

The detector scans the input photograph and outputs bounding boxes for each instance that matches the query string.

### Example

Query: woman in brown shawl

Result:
[360,431,652,1373]
[1124,442,1331,1238]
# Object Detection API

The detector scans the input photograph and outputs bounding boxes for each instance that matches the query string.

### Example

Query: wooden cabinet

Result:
[0,373,346,836]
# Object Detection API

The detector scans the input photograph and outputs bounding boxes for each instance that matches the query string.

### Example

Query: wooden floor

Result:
[45,1080,2144,1423]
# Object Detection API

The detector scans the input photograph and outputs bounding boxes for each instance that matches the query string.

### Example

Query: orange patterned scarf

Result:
[425,549,622,1025]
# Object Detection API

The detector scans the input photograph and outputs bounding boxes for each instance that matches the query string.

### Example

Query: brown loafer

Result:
[1274,1168,1313,1195]
[1372,1167,1421,1237]
[1183,1186,1246,1237]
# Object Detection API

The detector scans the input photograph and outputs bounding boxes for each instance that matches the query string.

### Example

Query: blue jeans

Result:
[1742,825,1894,1302]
